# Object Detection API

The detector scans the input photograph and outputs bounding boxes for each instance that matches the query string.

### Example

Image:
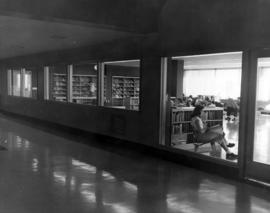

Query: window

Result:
[48,65,68,102]
[23,70,32,97]
[8,68,36,98]
[170,52,242,162]
[44,60,141,111]
[12,69,21,96]
[103,60,140,110]
[72,62,98,105]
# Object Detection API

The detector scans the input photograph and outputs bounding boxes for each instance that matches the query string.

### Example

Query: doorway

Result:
[245,50,270,184]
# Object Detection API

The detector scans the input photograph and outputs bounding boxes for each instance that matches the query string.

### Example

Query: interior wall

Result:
[160,0,270,54]
[104,65,140,102]
[0,42,162,147]
[105,65,140,77]
[139,57,162,146]
[73,64,97,76]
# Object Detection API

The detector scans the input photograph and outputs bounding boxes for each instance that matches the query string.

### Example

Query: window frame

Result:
[43,60,141,111]
[7,68,35,99]
[102,59,141,111]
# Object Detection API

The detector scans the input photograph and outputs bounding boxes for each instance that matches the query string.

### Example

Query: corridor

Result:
[0,114,269,213]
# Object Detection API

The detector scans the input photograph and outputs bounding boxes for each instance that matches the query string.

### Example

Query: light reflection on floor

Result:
[0,114,270,213]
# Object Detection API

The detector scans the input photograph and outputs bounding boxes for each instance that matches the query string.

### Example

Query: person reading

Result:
[190,105,238,160]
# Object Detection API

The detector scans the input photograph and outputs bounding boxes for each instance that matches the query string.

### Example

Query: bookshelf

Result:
[72,74,97,105]
[51,73,67,102]
[124,97,139,110]
[171,107,223,145]
[112,76,140,108]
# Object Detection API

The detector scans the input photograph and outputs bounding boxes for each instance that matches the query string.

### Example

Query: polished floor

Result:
[0,114,270,213]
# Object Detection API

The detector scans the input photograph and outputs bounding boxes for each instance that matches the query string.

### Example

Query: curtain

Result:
[183,69,241,99]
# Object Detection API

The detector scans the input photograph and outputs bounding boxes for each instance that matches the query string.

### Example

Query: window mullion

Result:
[44,66,50,100]
[98,62,104,106]
[67,64,73,102]
[21,68,26,97]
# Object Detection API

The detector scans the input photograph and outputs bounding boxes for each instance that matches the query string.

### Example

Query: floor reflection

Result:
[0,114,269,213]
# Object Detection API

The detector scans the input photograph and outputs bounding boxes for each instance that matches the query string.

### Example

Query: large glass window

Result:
[103,60,140,110]
[8,68,36,98]
[49,65,68,102]
[23,70,32,97]
[44,60,141,110]
[254,58,270,165]
[169,52,242,162]
[12,69,21,96]
[72,62,98,105]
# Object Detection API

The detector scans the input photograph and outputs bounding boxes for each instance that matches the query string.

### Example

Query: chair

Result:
[191,129,219,153]
[187,130,207,152]
[192,133,208,152]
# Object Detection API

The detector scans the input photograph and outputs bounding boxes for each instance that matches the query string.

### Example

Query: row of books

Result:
[171,123,193,135]
[206,121,223,127]
[172,121,223,136]
[172,111,192,122]
[172,109,223,122]
[202,111,223,120]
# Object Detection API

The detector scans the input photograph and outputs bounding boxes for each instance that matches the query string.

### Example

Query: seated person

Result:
[190,105,237,160]
[225,98,239,121]
[194,95,204,106]
[186,97,193,107]
[175,98,185,107]
[194,95,209,107]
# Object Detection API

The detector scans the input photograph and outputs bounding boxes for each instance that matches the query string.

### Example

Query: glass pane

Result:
[171,52,242,162]
[31,68,38,99]
[72,62,97,105]
[12,70,21,96]
[49,65,67,102]
[253,58,270,165]
[23,70,32,98]
[103,60,140,110]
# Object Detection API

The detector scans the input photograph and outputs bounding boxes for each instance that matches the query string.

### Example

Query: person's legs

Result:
[208,128,235,147]
[218,138,238,160]
[219,138,229,152]
[196,132,218,153]
[208,125,223,135]
[210,141,217,152]
[197,132,236,158]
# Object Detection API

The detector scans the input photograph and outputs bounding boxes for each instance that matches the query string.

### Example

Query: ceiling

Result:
[0,14,141,59]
